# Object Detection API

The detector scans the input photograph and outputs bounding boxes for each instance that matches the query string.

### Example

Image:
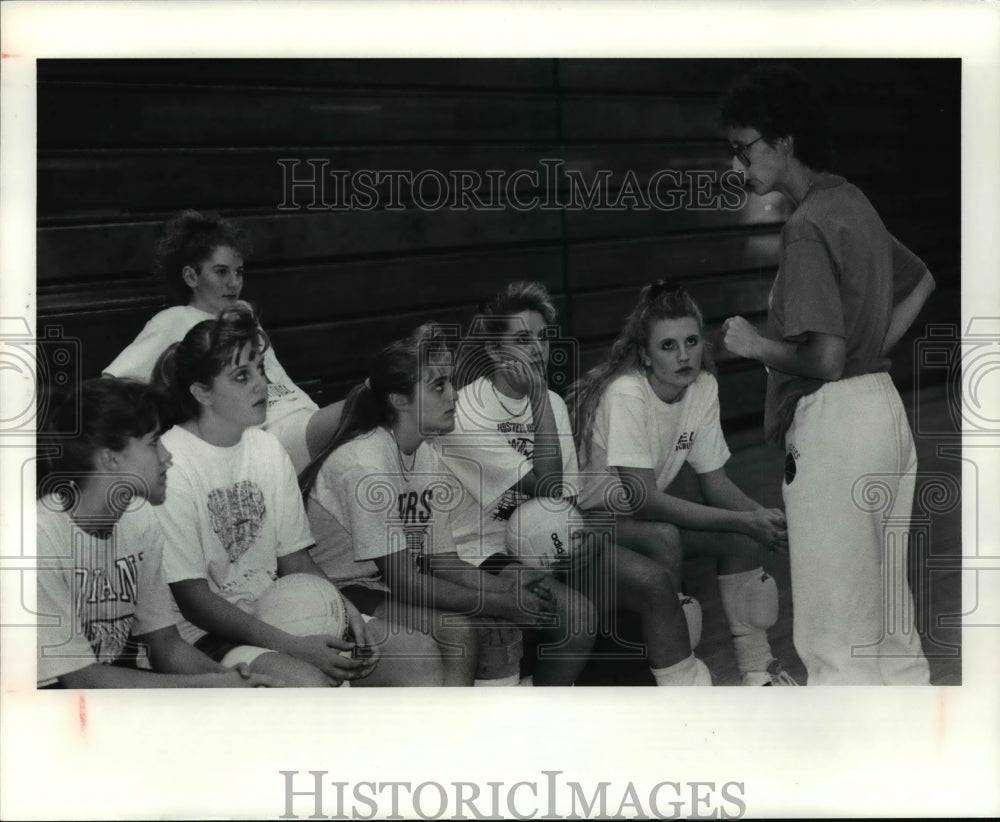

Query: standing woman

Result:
[151,301,445,687]
[719,64,935,684]
[568,281,794,686]
[438,282,711,687]
[105,209,343,474]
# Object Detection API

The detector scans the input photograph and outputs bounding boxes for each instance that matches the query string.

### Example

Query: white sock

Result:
[732,633,773,675]
[718,568,776,674]
[650,654,712,686]
[474,673,520,687]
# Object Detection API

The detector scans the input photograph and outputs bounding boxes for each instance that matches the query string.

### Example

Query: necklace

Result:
[389,427,417,479]
[489,379,529,419]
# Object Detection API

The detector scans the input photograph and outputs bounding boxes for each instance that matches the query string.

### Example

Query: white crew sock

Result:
[650,654,712,686]
[718,568,776,674]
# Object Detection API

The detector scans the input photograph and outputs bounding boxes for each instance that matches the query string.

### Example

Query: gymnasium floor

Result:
[577,382,963,686]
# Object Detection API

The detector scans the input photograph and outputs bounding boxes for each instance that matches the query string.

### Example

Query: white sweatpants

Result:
[783,372,930,685]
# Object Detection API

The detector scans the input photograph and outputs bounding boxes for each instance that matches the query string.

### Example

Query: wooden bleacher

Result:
[35,58,962,684]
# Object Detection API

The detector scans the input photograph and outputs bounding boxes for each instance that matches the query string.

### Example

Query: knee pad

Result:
[678,593,703,649]
[720,570,779,636]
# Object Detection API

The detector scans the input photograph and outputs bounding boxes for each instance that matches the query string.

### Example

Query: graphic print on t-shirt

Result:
[397,489,434,560]
[490,487,528,523]
[491,421,533,522]
[499,421,534,458]
[674,431,696,452]
[73,544,143,662]
[206,481,266,563]
[267,382,296,407]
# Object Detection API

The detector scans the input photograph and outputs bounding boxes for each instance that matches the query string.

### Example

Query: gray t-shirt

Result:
[764,174,927,442]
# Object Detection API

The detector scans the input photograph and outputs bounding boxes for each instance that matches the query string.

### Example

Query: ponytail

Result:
[298,382,387,500]
[151,300,268,427]
[299,322,451,500]
[150,341,195,430]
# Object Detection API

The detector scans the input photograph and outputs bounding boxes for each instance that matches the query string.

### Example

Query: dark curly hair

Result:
[719,63,834,172]
[155,209,251,306]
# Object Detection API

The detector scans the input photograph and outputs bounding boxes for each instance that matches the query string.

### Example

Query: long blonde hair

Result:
[565,280,714,465]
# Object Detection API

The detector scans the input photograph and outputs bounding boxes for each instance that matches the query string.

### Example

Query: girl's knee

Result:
[634,523,683,584]
[433,615,482,668]
[396,650,445,687]
[374,629,446,686]
[434,614,480,646]
[253,653,333,688]
[552,585,597,639]
[646,564,679,601]
[652,522,683,555]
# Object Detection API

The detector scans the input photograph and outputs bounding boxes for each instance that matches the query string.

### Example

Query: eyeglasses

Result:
[727,134,764,167]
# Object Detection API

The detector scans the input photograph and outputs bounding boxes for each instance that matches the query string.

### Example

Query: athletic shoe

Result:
[741,659,799,686]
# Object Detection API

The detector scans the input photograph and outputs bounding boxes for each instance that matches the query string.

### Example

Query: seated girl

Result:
[434,281,711,686]
[299,325,524,686]
[105,209,343,474]
[150,301,445,687]
[567,280,796,685]
[37,377,278,688]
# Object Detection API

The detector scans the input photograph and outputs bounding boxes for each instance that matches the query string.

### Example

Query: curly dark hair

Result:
[719,63,834,172]
[154,209,251,305]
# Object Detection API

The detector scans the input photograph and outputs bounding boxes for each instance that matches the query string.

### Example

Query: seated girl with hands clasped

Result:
[36,377,279,688]
[568,281,796,685]
[150,301,447,687]
[299,325,509,687]
[435,282,714,686]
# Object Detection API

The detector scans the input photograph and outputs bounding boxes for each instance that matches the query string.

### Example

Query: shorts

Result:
[194,632,243,664]
[339,584,389,617]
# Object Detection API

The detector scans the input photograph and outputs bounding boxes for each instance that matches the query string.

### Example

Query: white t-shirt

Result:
[577,370,731,511]
[156,425,315,644]
[36,497,179,685]
[104,305,319,434]
[306,427,459,587]
[434,377,579,564]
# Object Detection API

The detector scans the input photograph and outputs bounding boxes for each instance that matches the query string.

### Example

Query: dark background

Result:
[36,58,960,442]
[33,58,963,685]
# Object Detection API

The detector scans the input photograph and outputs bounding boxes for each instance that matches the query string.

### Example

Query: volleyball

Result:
[505,497,591,570]
[253,573,349,640]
